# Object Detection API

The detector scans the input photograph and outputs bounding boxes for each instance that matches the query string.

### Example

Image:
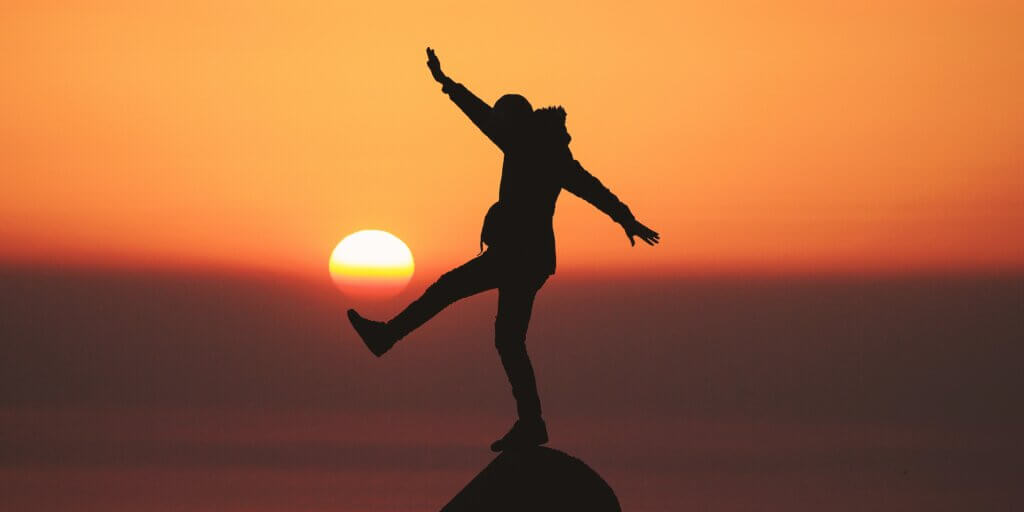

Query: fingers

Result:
[642,226,660,243]
[639,229,659,246]
[626,221,661,247]
[640,223,658,237]
[626,229,659,246]
[631,233,658,246]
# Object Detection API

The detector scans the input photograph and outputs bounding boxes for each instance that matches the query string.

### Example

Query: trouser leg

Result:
[494,275,548,421]
[387,254,497,341]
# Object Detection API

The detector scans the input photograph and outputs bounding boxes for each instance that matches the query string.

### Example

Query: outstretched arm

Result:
[426,47,505,149]
[562,157,660,246]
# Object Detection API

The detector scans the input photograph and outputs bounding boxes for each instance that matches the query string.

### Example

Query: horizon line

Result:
[2,255,1022,284]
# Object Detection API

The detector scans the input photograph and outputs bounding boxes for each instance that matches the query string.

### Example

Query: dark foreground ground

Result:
[2,265,1021,511]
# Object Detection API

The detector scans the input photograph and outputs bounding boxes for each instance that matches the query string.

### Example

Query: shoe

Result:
[490,418,548,452]
[347,309,395,357]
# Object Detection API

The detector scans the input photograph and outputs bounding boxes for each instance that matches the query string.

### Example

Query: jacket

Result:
[442,81,635,275]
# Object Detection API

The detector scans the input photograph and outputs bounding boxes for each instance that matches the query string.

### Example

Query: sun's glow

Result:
[329,230,414,298]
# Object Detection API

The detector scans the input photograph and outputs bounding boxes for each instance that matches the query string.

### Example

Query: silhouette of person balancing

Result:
[348,47,659,452]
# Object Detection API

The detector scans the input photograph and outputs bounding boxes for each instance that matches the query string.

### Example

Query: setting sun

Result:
[329,230,415,299]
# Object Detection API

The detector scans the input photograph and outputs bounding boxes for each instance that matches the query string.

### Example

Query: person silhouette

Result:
[347,47,659,452]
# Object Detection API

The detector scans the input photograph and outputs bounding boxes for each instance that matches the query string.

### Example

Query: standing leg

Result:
[490,273,549,451]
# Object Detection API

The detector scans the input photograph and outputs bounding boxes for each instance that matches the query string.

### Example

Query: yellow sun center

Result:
[329,230,414,299]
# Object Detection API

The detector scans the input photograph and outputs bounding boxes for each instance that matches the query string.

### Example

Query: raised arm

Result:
[562,156,660,246]
[426,47,505,150]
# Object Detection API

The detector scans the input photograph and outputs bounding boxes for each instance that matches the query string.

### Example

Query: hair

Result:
[494,94,533,120]
[534,105,566,123]
[534,105,571,145]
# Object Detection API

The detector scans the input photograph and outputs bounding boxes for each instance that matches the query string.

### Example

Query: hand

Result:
[623,219,660,246]
[426,47,447,83]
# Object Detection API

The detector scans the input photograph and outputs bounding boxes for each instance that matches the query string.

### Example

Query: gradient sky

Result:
[2,1,1022,278]
[2,3,1023,511]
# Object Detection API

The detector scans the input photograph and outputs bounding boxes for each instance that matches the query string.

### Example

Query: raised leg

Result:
[387,253,499,341]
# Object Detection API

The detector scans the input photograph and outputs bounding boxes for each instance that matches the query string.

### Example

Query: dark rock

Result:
[441,446,620,511]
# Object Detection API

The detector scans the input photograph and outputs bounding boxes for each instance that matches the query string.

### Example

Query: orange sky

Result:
[2,1,1022,278]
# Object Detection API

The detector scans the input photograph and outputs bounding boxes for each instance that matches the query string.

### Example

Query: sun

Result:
[329,230,414,299]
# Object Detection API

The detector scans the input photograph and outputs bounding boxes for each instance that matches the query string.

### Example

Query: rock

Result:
[441,446,620,512]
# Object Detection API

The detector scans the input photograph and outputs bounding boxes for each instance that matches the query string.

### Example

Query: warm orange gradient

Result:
[2,1,1022,277]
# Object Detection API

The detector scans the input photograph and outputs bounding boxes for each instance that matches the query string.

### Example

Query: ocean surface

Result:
[2,266,1021,511]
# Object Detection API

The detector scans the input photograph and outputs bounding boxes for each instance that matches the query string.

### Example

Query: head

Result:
[490,93,534,139]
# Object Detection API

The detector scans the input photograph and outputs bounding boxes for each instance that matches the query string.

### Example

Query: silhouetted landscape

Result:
[2,264,1021,510]
[442,447,619,511]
